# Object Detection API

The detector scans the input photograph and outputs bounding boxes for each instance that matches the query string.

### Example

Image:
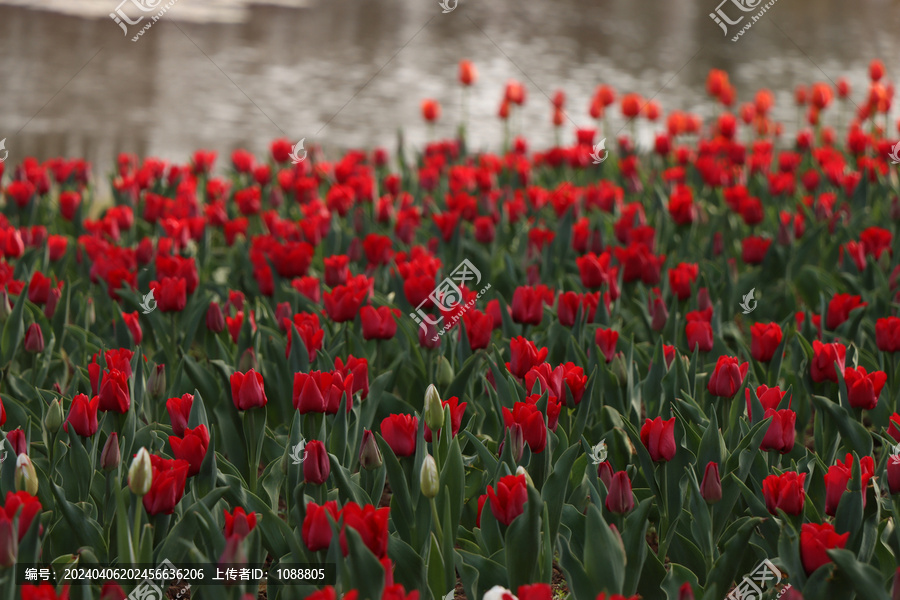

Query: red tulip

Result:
[461,309,492,350]
[800,522,849,575]
[517,584,551,600]
[751,322,783,362]
[760,409,796,454]
[810,340,846,383]
[339,502,390,558]
[823,453,874,516]
[24,323,44,353]
[98,369,130,413]
[230,369,268,410]
[421,99,441,123]
[888,455,900,495]
[149,277,187,312]
[0,396,5,427]
[741,236,772,264]
[4,490,42,542]
[511,286,544,325]
[745,384,787,420]
[424,396,466,442]
[303,440,330,485]
[206,301,225,333]
[6,429,27,456]
[459,59,477,86]
[640,416,676,461]
[506,337,549,379]
[168,424,210,477]
[843,366,887,410]
[223,506,257,540]
[285,312,325,363]
[121,311,142,345]
[762,471,806,515]
[166,393,194,437]
[667,262,698,300]
[487,474,528,526]
[826,293,866,330]
[502,402,547,454]
[605,471,634,514]
[302,500,340,551]
[700,461,722,503]
[324,283,367,323]
[359,306,399,340]
[63,393,99,437]
[595,327,618,363]
[380,414,418,457]
[293,371,352,414]
[335,355,368,400]
[876,317,900,352]
[685,321,713,353]
[59,191,81,220]
[142,455,189,515]
[707,355,748,398]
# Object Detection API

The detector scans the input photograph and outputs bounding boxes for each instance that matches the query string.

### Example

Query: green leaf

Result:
[505,483,542,589]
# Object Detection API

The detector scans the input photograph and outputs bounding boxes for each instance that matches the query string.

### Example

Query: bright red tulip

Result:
[302,500,340,552]
[502,402,547,454]
[63,393,99,437]
[339,502,390,558]
[223,506,257,540]
[595,328,618,363]
[843,366,887,410]
[142,455,189,515]
[380,414,418,457]
[230,369,268,410]
[800,522,848,575]
[750,322,782,362]
[166,393,193,437]
[640,416,676,461]
[760,409,796,454]
[810,340,846,383]
[506,337,549,379]
[98,369,129,413]
[826,293,866,330]
[359,306,399,340]
[424,396,466,443]
[487,474,528,526]
[168,424,210,477]
[762,471,806,515]
[707,355,748,398]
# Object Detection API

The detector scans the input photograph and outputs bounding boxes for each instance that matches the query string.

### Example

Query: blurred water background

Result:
[1,0,899,193]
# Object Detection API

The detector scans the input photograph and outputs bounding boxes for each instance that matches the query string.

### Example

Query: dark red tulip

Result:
[707,355,748,398]
[502,401,547,454]
[506,337,549,379]
[685,321,713,353]
[63,393,99,437]
[303,440,330,485]
[359,306,399,340]
[605,471,634,514]
[888,455,900,495]
[24,323,44,353]
[150,277,187,312]
[760,409,796,453]
[293,371,352,414]
[462,309,492,350]
[511,286,544,325]
[667,262,698,300]
[823,453,874,516]
[640,416,676,461]
[876,317,900,352]
[121,311,142,345]
[324,284,367,323]
[700,461,722,503]
[6,429,27,456]
[335,355,368,400]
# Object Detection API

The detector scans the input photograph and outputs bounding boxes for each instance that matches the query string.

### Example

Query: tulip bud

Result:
[598,460,614,489]
[700,461,723,503]
[610,353,628,388]
[45,398,63,434]
[86,298,96,326]
[697,287,712,312]
[15,454,38,495]
[358,429,383,470]
[678,582,695,600]
[888,455,900,495]
[515,465,534,488]
[147,364,166,399]
[24,323,44,353]
[101,432,120,471]
[420,454,439,499]
[303,440,330,485]
[423,384,443,432]
[44,287,61,320]
[275,302,293,332]
[207,301,225,333]
[436,356,454,387]
[605,470,634,514]
[508,423,525,463]
[128,447,152,496]
[238,348,258,373]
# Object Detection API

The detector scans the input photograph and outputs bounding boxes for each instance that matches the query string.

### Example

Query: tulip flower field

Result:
[3,58,900,600]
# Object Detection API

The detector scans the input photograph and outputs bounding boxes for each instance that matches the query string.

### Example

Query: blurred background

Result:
[0,0,898,184]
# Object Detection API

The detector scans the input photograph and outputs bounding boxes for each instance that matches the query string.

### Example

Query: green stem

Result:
[132,496,143,559]
[430,497,444,543]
